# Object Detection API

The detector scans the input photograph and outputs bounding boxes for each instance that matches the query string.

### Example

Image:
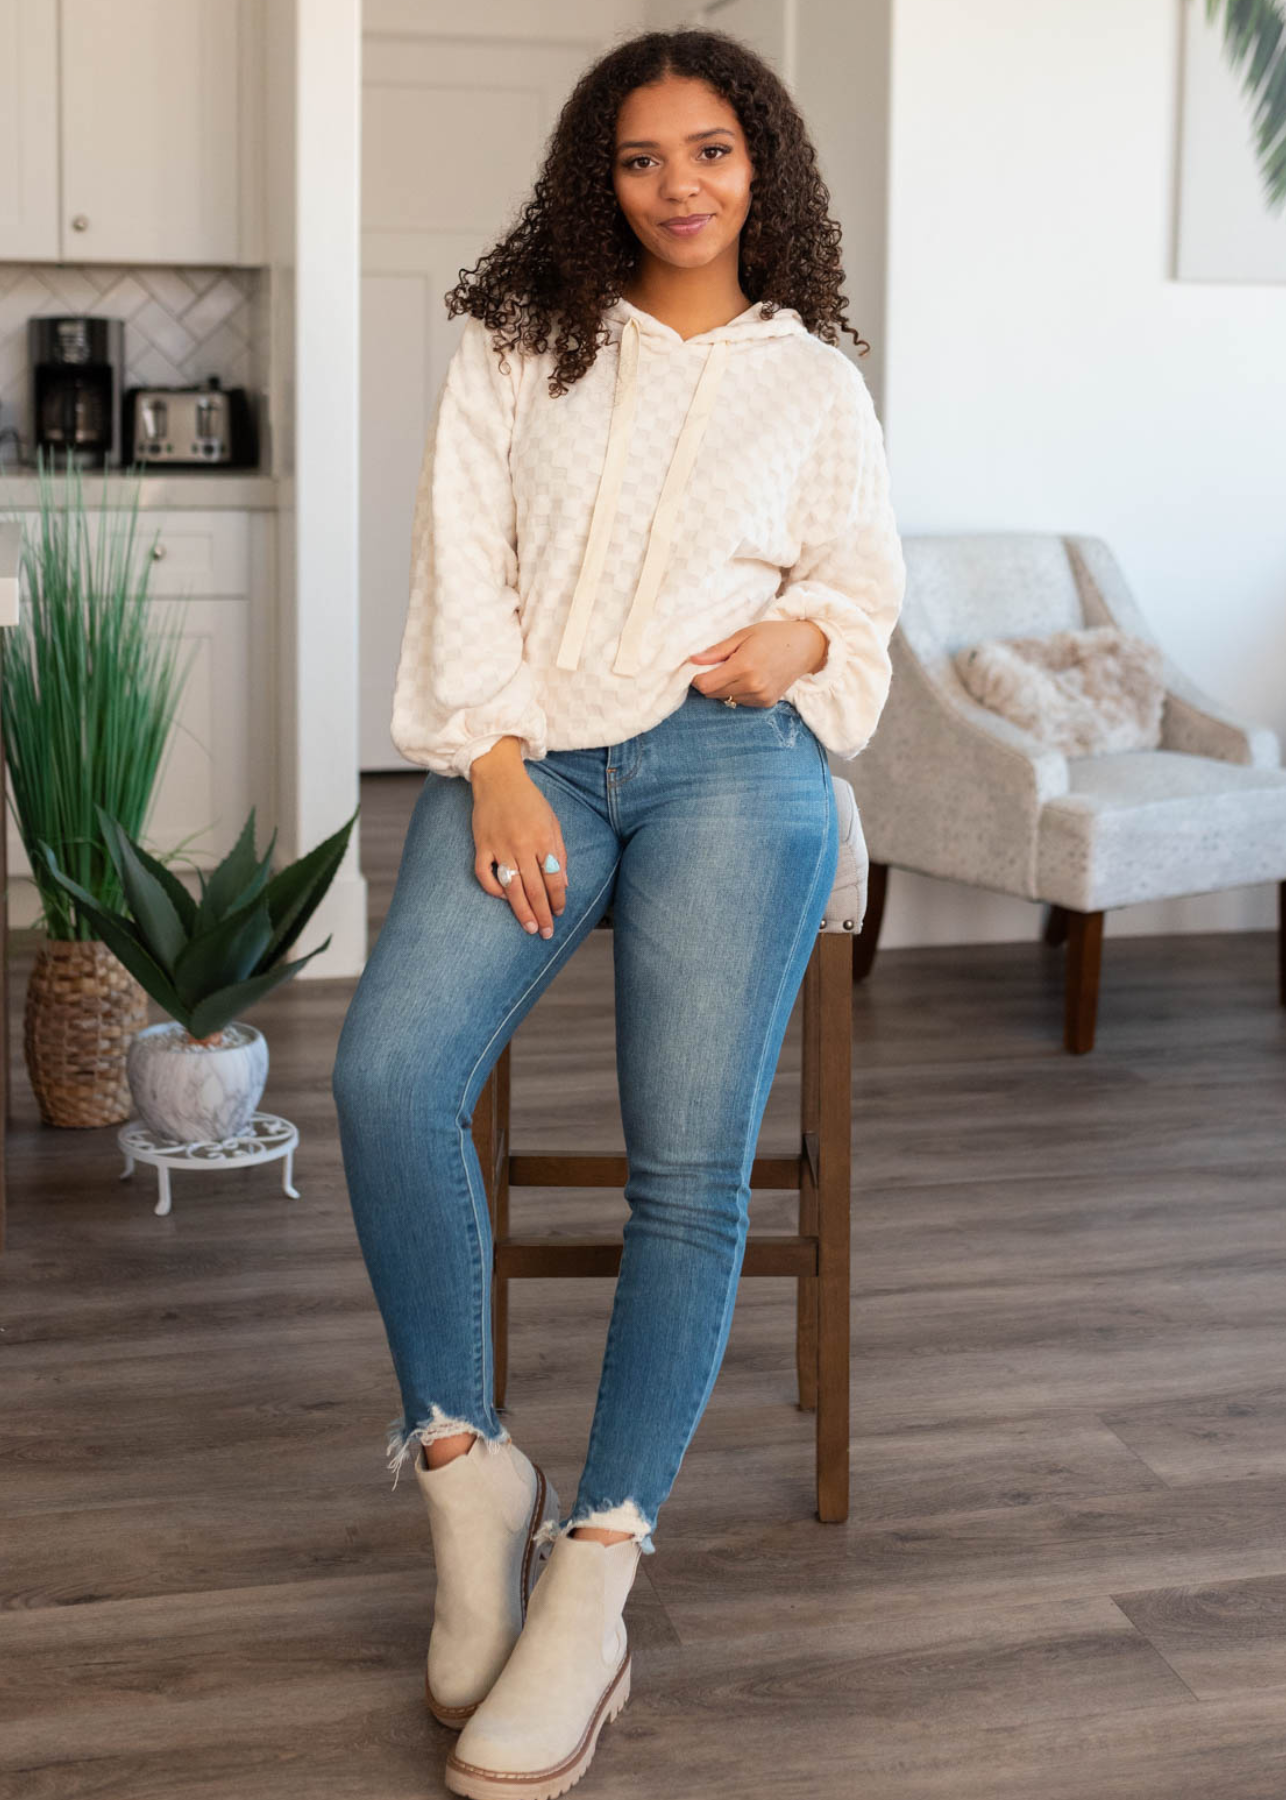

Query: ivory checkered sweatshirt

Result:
[390,296,906,780]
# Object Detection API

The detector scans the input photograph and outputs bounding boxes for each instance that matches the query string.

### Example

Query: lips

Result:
[660,214,712,236]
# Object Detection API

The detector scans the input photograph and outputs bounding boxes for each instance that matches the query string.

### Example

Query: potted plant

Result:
[38,800,358,1145]
[1,450,194,1127]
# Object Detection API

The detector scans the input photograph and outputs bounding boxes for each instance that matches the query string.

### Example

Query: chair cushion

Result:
[595,771,869,933]
[1037,749,1286,911]
[954,626,1165,756]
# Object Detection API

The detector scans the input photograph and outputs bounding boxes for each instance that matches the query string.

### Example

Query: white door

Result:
[358,18,630,770]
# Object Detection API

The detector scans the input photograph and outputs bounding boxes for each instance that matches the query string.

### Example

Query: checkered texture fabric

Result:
[390,297,907,779]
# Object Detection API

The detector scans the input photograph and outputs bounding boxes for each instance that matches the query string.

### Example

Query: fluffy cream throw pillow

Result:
[954,625,1166,756]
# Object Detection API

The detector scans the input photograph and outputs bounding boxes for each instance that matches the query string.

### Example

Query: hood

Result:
[602,293,808,349]
[554,296,808,677]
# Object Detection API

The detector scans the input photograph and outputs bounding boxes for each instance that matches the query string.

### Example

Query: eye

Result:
[619,144,733,172]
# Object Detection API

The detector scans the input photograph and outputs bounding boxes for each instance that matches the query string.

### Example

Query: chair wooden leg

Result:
[796,943,821,1414]
[1064,910,1104,1054]
[852,860,888,982]
[817,931,852,1523]
[493,1042,512,1410]
[1043,903,1070,947]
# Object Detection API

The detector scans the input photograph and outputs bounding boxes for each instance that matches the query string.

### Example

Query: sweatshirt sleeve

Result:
[759,353,906,762]
[389,313,549,780]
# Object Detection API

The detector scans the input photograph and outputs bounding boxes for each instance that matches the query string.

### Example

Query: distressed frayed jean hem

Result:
[534,1498,657,1558]
[385,1407,512,1489]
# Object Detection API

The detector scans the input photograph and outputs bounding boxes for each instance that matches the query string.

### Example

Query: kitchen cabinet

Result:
[0,0,264,267]
[3,508,276,928]
[0,1,60,260]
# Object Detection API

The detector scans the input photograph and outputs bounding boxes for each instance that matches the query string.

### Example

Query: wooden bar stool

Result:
[471,772,868,1524]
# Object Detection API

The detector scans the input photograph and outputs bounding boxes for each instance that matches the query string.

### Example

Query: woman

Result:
[331,26,905,1800]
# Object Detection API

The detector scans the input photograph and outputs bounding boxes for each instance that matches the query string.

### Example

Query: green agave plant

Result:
[37,801,360,1044]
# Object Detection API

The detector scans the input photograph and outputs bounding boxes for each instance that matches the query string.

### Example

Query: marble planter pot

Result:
[126,1020,268,1144]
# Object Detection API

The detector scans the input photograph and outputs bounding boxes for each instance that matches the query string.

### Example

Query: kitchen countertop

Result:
[0,467,282,510]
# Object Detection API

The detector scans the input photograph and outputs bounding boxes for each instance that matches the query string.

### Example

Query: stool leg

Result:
[817,931,852,1523]
[797,942,821,1413]
[852,861,888,982]
[493,1041,512,1410]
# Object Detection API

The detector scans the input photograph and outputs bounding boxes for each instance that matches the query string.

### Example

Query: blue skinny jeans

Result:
[330,685,838,1556]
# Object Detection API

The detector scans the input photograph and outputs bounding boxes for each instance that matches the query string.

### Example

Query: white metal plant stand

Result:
[117,1112,300,1217]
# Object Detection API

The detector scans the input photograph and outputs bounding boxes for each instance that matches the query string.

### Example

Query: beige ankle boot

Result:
[444,1532,641,1799]
[415,1435,561,1727]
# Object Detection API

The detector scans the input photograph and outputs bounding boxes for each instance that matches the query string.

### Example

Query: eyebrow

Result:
[616,126,735,150]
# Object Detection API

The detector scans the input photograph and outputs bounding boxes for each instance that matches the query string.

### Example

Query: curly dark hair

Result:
[442,27,869,396]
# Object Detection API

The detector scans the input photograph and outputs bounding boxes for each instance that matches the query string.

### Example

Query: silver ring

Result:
[495,862,517,888]
[723,696,738,708]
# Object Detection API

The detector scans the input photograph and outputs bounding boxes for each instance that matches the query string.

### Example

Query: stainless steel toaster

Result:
[123,377,257,468]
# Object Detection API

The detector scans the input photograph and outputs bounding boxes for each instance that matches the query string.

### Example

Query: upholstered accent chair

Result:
[845,533,1286,1052]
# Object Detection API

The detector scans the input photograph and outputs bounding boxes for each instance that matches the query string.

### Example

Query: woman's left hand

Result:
[687,619,828,707]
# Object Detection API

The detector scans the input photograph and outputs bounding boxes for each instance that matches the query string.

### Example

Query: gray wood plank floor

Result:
[2,769,1284,1799]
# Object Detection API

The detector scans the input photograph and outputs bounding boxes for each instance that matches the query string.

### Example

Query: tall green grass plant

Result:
[1,450,196,939]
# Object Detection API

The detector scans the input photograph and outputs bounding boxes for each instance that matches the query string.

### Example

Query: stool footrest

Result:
[494,1236,818,1278]
[506,1153,806,1190]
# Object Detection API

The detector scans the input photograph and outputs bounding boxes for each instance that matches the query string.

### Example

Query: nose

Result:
[659,169,702,205]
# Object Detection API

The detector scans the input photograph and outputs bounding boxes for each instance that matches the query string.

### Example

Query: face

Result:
[612,74,754,273]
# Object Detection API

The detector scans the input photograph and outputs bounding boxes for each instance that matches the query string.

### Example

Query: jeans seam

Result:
[454,854,623,1422]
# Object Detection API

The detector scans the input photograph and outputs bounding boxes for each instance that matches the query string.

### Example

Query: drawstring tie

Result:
[554,313,732,678]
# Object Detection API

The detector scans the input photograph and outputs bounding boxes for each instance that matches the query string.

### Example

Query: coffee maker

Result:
[28,316,126,469]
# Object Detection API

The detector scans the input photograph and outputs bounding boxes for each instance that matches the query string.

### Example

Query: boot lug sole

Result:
[442,1650,631,1799]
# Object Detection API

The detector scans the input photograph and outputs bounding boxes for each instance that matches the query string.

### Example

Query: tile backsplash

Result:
[0,262,271,469]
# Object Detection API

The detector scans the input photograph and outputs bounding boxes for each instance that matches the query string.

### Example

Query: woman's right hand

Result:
[469,739,569,938]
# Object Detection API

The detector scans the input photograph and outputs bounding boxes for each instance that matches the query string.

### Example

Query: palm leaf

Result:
[1202,0,1286,210]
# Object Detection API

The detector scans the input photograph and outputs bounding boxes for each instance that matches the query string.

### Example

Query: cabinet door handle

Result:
[152,544,167,560]
[71,215,89,232]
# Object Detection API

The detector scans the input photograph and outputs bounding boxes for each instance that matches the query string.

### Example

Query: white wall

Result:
[795,0,892,415]
[281,0,367,975]
[878,0,1286,947]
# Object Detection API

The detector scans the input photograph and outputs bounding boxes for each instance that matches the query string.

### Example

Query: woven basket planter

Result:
[23,938,149,1128]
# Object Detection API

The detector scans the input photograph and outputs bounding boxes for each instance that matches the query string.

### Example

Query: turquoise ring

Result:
[542,853,562,874]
